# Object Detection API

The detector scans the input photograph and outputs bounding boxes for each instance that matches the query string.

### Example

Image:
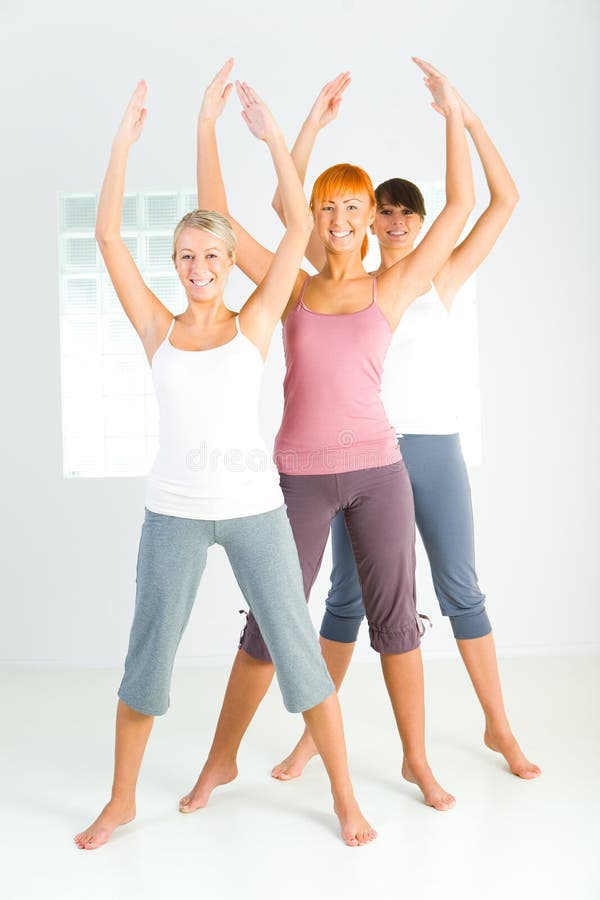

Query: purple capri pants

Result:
[239,461,421,659]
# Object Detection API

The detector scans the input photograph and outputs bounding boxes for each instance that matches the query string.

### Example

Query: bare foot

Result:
[74,799,135,850]
[179,760,238,813]
[271,732,318,781]
[402,759,455,811]
[333,793,378,847]
[484,729,541,779]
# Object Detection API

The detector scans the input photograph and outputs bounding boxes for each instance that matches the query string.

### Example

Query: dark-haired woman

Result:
[269,77,541,783]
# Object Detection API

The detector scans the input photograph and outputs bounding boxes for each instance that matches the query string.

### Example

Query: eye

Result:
[379,209,392,215]
[321,205,334,212]
[181,253,193,260]
[206,253,218,259]
[403,209,413,217]
[347,204,358,211]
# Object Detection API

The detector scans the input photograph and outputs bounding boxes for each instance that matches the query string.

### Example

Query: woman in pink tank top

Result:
[271,76,540,782]
[192,58,474,812]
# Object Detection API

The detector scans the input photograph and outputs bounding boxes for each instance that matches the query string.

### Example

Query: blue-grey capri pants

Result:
[118,506,334,716]
[322,434,491,643]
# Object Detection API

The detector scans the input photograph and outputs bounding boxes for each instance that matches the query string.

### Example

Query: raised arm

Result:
[377,58,475,327]
[234,83,313,358]
[434,91,520,308]
[96,81,171,361]
[196,60,274,287]
[271,72,351,271]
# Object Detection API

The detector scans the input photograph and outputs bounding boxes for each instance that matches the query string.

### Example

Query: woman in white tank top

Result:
[75,66,376,851]
[267,67,540,782]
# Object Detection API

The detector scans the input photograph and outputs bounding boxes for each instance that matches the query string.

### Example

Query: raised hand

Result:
[412,57,459,118]
[236,81,280,142]
[305,71,352,130]
[115,81,148,147]
[199,58,235,122]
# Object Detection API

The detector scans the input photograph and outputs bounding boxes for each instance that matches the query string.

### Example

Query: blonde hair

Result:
[172,209,236,260]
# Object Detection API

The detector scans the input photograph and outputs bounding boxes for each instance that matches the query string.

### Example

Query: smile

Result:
[330,230,352,238]
[190,278,213,287]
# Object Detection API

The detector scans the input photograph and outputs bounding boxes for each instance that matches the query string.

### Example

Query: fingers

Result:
[412,56,443,78]
[323,71,351,99]
[235,80,252,109]
[210,57,234,87]
[236,80,262,109]
[130,79,147,108]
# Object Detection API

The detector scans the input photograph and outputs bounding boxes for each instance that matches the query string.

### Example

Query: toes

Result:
[517,765,541,779]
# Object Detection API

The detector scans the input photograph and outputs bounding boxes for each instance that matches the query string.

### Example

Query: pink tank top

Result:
[274,276,401,475]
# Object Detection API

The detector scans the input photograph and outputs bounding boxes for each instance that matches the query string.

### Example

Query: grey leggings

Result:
[118,506,333,716]
[322,434,491,642]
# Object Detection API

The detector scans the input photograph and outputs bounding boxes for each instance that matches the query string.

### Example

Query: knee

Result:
[326,573,364,620]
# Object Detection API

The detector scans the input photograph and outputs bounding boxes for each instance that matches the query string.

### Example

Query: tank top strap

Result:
[371,276,378,305]
[234,314,241,334]
[166,318,176,339]
[297,274,311,308]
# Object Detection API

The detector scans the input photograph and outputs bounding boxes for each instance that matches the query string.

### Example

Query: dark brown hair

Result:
[375,178,426,219]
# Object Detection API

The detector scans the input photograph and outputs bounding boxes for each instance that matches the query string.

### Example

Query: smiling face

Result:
[173,227,234,302]
[310,163,376,260]
[313,192,375,256]
[372,202,423,252]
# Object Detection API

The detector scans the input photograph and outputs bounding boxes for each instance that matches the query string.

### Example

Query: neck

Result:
[320,248,368,281]
[180,296,232,329]
[372,242,414,276]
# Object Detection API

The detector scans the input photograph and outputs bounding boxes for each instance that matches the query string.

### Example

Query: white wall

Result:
[1,0,598,665]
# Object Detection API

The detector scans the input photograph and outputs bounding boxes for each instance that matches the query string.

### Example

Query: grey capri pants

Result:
[240,461,422,660]
[118,506,333,716]
[322,433,491,643]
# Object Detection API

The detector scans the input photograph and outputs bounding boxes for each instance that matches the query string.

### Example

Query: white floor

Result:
[1,655,599,900]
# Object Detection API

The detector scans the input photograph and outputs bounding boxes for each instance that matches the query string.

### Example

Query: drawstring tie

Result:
[238,609,249,648]
[417,613,432,637]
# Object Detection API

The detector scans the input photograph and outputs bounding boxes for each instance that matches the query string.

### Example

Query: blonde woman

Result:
[74,74,376,850]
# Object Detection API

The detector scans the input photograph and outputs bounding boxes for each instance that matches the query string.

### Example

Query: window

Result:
[59,190,195,477]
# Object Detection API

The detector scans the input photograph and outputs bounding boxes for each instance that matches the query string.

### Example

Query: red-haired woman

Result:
[267,77,541,784]
[181,58,473,814]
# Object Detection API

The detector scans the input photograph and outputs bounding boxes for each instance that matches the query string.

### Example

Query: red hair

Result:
[310,163,375,260]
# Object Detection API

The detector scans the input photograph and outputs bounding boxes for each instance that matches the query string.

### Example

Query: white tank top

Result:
[381,284,458,434]
[146,317,283,520]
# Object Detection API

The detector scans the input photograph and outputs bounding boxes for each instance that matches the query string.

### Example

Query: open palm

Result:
[236,81,277,141]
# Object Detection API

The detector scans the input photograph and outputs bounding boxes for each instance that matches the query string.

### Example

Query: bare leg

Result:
[381,648,455,811]
[272,637,355,779]
[457,633,541,778]
[74,700,154,850]
[302,692,376,846]
[179,649,275,811]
